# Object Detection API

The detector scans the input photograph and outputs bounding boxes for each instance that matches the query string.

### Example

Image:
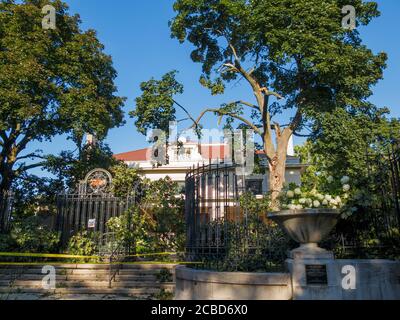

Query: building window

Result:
[245,180,263,195]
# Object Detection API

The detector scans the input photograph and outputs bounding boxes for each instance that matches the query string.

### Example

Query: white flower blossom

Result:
[322,199,328,206]
[288,204,297,210]
[325,195,332,201]
[287,190,295,198]
[317,194,325,201]
[299,198,306,204]
[341,176,350,185]
[313,200,321,208]
[343,184,351,192]
[294,188,302,195]
[327,176,334,183]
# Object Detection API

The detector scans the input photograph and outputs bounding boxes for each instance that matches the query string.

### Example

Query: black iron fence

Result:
[56,193,136,244]
[185,163,291,272]
[0,191,14,233]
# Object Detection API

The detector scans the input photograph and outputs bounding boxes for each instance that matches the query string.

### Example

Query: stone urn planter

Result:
[268,209,341,259]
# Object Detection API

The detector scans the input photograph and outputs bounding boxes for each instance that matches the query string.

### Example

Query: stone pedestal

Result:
[287,245,340,300]
[288,243,334,260]
[286,256,341,300]
[286,253,400,300]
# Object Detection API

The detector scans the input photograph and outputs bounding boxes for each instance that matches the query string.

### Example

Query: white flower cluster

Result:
[280,176,351,211]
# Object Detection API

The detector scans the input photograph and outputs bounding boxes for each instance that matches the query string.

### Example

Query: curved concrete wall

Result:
[175,266,292,300]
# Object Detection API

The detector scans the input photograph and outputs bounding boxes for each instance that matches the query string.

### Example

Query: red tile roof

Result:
[114,148,150,162]
[114,144,230,162]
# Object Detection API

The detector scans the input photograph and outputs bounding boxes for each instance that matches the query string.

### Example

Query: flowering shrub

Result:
[278,176,352,216]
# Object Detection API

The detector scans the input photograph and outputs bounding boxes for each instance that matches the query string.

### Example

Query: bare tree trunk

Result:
[267,133,291,210]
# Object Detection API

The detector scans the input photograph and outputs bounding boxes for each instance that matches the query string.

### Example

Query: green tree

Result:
[133,0,386,207]
[110,163,142,198]
[0,0,125,194]
[45,141,119,190]
[296,107,400,187]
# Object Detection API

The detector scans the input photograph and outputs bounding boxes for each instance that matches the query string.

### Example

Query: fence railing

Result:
[185,162,291,272]
[56,193,136,244]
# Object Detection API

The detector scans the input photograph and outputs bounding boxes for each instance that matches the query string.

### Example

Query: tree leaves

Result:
[0,0,125,191]
[131,71,183,136]
[170,0,386,117]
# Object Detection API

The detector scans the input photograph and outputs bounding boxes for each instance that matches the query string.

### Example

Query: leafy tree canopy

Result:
[45,142,119,190]
[170,0,386,117]
[296,107,400,189]
[131,71,183,136]
[0,0,125,192]
[134,0,387,203]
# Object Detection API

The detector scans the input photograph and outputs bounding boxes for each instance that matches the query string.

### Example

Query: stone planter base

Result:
[289,243,334,260]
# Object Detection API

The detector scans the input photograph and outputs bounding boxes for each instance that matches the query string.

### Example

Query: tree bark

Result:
[0,164,15,195]
[0,137,19,194]
[267,129,292,210]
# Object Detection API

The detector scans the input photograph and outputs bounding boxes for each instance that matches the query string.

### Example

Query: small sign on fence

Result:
[88,219,96,229]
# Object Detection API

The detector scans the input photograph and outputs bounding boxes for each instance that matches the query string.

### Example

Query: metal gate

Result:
[55,168,137,244]
[56,193,135,244]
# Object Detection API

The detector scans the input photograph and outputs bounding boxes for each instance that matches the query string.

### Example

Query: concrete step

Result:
[120,264,177,270]
[1,293,150,300]
[0,264,110,270]
[0,269,170,278]
[0,274,160,282]
[0,264,177,271]
[0,287,171,296]
[0,279,175,289]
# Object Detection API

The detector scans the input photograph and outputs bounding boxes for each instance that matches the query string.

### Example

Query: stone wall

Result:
[175,267,292,300]
[175,260,400,300]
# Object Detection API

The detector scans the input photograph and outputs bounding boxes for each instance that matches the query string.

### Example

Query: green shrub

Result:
[156,268,173,283]
[151,289,174,300]
[67,231,100,258]
[0,233,14,252]
[106,206,148,253]
[9,216,60,253]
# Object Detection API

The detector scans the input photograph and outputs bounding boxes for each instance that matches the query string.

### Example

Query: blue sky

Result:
[28,0,400,176]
